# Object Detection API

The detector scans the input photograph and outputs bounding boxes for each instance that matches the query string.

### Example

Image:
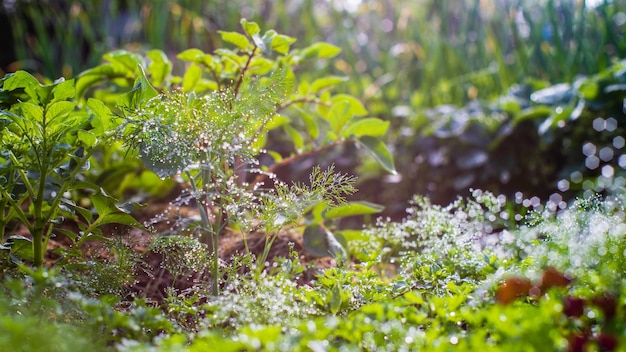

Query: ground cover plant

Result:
[1,3,626,352]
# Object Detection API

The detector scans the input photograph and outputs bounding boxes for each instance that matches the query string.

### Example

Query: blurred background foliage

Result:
[1,0,625,220]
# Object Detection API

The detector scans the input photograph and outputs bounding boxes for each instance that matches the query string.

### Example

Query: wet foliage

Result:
[1,3,626,351]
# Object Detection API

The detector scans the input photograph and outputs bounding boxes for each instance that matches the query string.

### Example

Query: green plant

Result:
[0,71,144,267]
[0,266,112,351]
[83,19,393,294]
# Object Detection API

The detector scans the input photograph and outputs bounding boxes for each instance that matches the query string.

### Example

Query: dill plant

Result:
[122,72,286,294]
[122,69,357,294]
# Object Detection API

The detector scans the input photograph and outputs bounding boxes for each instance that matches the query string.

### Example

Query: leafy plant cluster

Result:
[2,11,626,352]
[2,190,624,351]
[4,1,625,220]
[372,58,626,212]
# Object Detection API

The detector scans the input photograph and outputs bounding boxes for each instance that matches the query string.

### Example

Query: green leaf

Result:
[18,102,44,122]
[77,130,97,147]
[177,48,206,62]
[241,19,260,36]
[3,70,44,103]
[104,50,143,74]
[325,201,384,219]
[303,42,342,59]
[91,191,145,229]
[284,124,304,152]
[341,117,389,138]
[51,79,76,102]
[97,213,144,228]
[218,31,251,50]
[331,94,367,116]
[311,76,348,93]
[271,34,296,55]
[514,106,552,124]
[265,115,291,130]
[55,228,78,243]
[302,224,346,259]
[326,100,352,136]
[182,64,202,92]
[248,56,274,75]
[6,235,33,262]
[117,65,159,109]
[146,49,172,88]
[261,30,277,51]
[45,101,77,122]
[357,136,397,174]
[71,203,93,223]
[292,105,319,139]
[87,98,114,132]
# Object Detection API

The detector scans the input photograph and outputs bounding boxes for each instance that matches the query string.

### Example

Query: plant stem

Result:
[184,169,221,295]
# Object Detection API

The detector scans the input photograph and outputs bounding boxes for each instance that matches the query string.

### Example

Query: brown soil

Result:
[33,191,337,304]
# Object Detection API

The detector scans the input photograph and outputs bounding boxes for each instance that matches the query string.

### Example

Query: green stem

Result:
[256,230,280,277]
[212,205,222,295]
[32,162,48,267]
[0,188,32,232]
[184,169,220,295]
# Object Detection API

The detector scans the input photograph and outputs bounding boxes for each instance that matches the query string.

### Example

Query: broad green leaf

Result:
[75,65,120,98]
[3,70,44,103]
[292,105,319,139]
[538,105,574,135]
[182,64,202,92]
[331,94,367,116]
[251,34,266,52]
[297,80,310,95]
[357,136,397,174]
[70,202,93,223]
[325,201,384,219]
[146,49,172,88]
[311,76,348,93]
[6,235,33,262]
[241,19,260,36]
[341,117,389,138]
[77,130,97,147]
[55,228,78,243]
[271,34,296,55]
[45,101,77,122]
[302,224,346,259]
[177,48,205,62]
[265,115,291,130]
[214,49,247,65]
[117,65,159,109]
[326,100,352,135]
[91,192,145,229]
[51,79,76,102]
[194,78,218,92]
[248,56,274,75]
[284,124,304,152]
[261,30,277,51]
[87,98,114,131]
[514,106,552,124]
[18,102,43,122]
[267,151,283,163]
[303,42,342,59]
[498,97,521,115]
[91,193,116,217]
[103,50,142,74]
[218,31,251,50]
[97,213,144,228]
